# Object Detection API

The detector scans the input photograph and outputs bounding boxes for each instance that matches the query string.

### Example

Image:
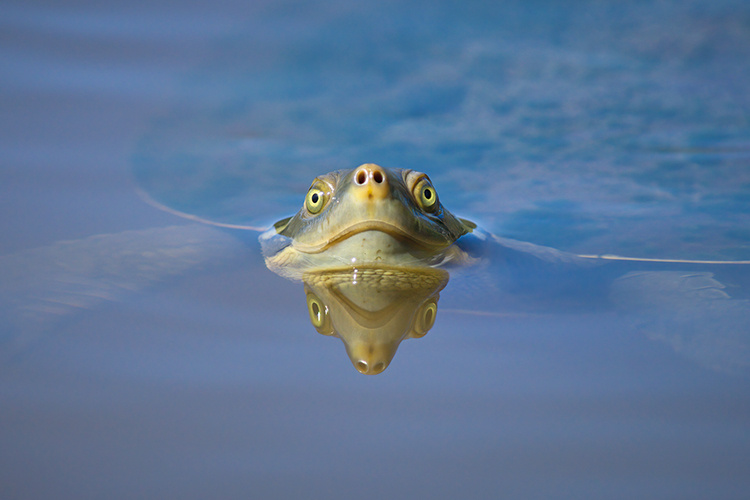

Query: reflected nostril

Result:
[356,360,368,373]
[355,170,367,185]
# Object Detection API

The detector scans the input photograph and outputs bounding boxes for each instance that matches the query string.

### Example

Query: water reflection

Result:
[302,266,448,374]
[266,232,750,376]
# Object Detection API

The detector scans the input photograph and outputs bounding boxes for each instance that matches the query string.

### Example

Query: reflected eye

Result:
[306,292,333,335]
[412,298,438,338]
[305,183,330,214]
[413,178,439,212]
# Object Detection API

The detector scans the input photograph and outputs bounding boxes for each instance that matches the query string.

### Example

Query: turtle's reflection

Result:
[301,267,449,375]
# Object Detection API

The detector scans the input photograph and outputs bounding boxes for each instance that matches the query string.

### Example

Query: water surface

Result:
[2,1,750,499]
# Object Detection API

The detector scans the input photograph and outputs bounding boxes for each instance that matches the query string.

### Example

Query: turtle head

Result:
[261,164,475,274]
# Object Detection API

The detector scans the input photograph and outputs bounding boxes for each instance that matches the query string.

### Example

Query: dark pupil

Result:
[423,188,432,200]
[311,192,319,204]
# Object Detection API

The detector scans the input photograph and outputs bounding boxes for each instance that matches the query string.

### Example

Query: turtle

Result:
[250,163,750,374]
[2,164,749,374]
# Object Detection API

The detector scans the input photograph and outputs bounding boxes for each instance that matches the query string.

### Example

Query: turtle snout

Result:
[352,164,389,201]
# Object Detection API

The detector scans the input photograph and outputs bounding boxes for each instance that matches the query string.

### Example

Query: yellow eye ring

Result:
[414,179,438,212]
[305,183,329,214]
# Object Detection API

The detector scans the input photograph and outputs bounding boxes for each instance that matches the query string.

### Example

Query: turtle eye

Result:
[304,182,330,214]
[413,178,439,212]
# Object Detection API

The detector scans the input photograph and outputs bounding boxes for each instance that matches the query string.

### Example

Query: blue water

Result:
[2,1,750,499]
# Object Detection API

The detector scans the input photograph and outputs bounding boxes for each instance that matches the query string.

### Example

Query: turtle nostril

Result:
[355,170,367,185]
[355,360,368,373]
[372,170,384,184]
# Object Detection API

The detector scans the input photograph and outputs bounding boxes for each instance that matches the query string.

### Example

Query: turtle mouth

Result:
[292,220,448,254]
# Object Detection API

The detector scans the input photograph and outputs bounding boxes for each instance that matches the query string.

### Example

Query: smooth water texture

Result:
[2,1,750,499]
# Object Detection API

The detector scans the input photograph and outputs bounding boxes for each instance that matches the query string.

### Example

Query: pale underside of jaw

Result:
[312,230,429,265]
[264,225,468,280]
[291,220,449,255]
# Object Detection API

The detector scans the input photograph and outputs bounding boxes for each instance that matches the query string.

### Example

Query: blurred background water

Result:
[1,1,750,499]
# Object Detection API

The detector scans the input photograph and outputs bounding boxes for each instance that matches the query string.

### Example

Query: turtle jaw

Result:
[299,227,442,266]
[290,220,451,256]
